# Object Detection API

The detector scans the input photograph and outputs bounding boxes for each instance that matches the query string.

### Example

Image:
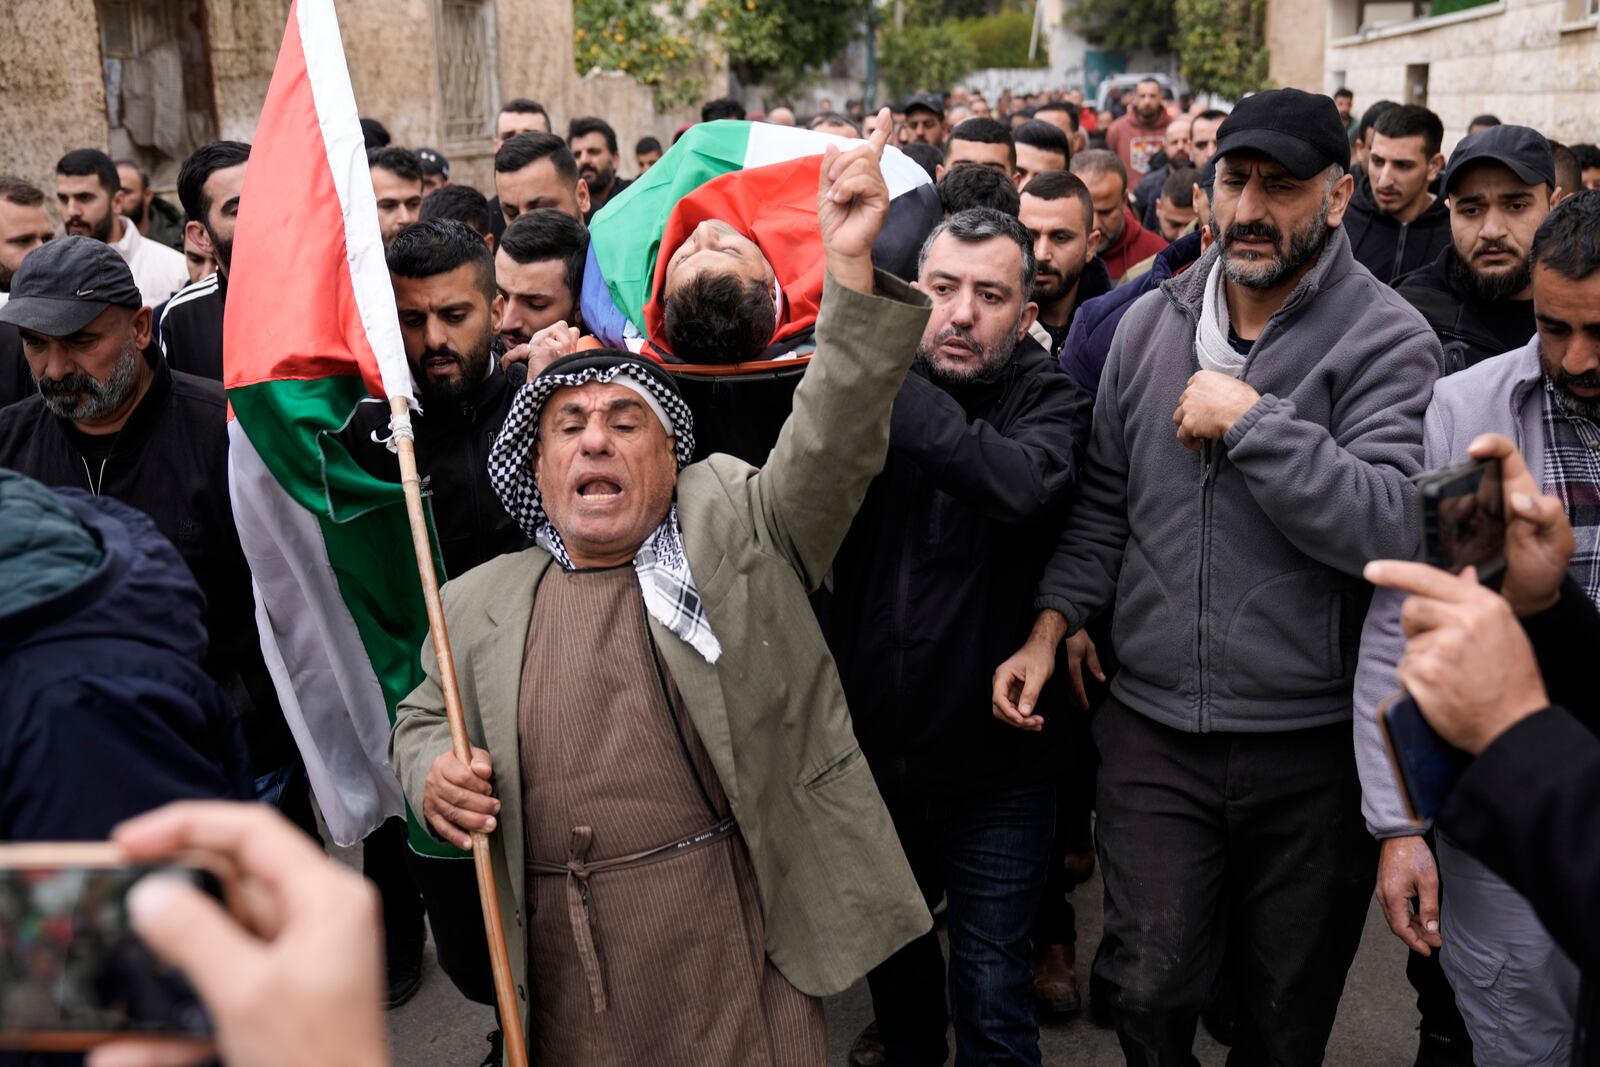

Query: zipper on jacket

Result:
[1195,443,1218,732]
[80,456,109,496]
[1392,224,1409,282]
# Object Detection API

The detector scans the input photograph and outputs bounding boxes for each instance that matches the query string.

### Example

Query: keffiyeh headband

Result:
[488,353,721,663]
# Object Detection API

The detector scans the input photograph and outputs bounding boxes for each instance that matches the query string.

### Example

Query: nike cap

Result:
[0,236,143,336]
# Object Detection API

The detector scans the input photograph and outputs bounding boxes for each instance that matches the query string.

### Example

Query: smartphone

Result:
[1413,457,1506,587]
[1379,693,1472,826]
[0,844,226,1052]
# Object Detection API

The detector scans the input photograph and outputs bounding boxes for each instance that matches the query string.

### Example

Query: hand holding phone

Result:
[1413,456,1506,587]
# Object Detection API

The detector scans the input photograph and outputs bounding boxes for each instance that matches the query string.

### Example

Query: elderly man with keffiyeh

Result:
[390,114,932,1065]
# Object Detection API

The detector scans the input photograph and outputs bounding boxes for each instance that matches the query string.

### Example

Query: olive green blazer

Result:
[391,270,935,1035]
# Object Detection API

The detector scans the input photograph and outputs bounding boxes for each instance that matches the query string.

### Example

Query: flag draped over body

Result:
[580,121,940,363]
[224,0,453,854]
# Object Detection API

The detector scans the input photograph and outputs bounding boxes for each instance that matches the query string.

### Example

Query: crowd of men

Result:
[3,71,1600,1067]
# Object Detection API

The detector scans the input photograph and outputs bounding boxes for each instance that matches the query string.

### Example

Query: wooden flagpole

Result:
[389,395,529,1067]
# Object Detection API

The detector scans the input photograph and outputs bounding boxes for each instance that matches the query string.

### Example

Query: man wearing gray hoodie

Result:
[992,89,1442,1065]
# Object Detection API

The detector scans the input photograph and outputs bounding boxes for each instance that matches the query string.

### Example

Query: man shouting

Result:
[391,114,933,1064]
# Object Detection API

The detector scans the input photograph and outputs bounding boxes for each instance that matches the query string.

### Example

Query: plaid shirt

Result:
[1541,377,1600,602]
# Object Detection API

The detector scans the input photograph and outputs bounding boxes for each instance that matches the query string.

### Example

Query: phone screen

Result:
[1423,458,1506,581]
[0,866,214,1042]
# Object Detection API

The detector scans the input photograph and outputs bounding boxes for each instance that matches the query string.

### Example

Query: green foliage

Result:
[696,0,870,96]
[572,0,706,107]
[878,21,980,97]
[1428,0,1496,16]
[1071,0,1177,54]
[948,10,1048,69]
[1174,0,1269,99]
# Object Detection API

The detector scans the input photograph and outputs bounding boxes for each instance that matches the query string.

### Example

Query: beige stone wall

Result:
[0,0,111,204]
[1268,0,1330,90]
[571,70,702,180]
[1328,0,1600,151]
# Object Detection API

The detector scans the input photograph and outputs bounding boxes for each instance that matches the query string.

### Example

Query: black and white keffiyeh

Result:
[488,354,721,663]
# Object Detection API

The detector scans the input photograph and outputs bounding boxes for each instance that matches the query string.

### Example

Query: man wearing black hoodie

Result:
[1344,105,1451,285]
[829,208,1091,1066]
[1397,124,1554,373]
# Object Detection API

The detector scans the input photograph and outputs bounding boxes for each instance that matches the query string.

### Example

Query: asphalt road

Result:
[382,869,1422,1066]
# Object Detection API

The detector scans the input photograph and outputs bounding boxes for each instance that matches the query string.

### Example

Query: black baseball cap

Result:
[1441,125,1554,195]
[902,92,945,118]
[0,236,142,336]
[1213,88,1351,180]
[415,147,450,179]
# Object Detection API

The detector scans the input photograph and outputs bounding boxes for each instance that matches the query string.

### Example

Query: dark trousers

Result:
[1092,698,1377,1067]
[867,782,1056,1067]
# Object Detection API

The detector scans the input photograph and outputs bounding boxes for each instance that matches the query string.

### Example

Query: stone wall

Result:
[1267,0,1330,90]
[1327,0,1600,150]
[0,0,112,205]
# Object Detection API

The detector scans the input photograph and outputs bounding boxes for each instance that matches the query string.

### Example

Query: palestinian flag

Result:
[224,0,455,855]
[581,120,940,366]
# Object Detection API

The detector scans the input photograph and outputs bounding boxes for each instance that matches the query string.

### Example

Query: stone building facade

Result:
[0,0,698,207]
[1266,0,1600,150]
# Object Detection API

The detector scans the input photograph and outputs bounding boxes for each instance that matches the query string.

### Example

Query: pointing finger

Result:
[867,107,892,156]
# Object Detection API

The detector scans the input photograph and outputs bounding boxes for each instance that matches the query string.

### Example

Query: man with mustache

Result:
[115,159,185,251]
[827,207,1092,1067]
[1018,170,1108,361]
[1342,105,1451,285]
[992,89,1442,1065]
[568,117,632,221]
[0,235,303,837]
[55,149,187,309]
[1355,191,1600,1067]
[495,209,588,382]
[1398,125,1555,374]
[158,141,251,382]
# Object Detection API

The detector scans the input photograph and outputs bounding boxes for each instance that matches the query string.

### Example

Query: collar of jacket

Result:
[1155,229,1206,280]
[1161,224,1355,328]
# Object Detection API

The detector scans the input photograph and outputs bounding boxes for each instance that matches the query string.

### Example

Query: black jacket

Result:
[342,363,529,579]
[1343,181,1453,287]
[827,339,1093,796]
[1439,578,1600,1063]
[157,272,226,380]
[1396,249,1537,375]
[0,352,294,774]
[0,481,252,841]
[0,323,33,409]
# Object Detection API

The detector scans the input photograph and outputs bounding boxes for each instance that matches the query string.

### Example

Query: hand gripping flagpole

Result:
[389,397,530,1067]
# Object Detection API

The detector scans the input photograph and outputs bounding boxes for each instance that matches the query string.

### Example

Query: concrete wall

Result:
[1268,0,1330,89]
[1327,0,1600,150]
[0,0,112,204]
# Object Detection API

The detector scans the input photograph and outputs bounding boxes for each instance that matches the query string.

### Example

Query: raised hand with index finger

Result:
[817,106,894,293]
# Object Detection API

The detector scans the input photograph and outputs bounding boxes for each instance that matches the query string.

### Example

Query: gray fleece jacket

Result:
[1035,226,1442,733]
[1353,337,1546,837]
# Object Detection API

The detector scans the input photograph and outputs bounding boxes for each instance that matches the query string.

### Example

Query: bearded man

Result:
[0,237,298,801]
[825,206,1092,1066]
[991,89,1444,1065]
[392,118,934,1065]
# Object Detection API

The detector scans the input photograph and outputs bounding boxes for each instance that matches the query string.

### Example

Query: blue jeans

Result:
[866,781,1056,1067]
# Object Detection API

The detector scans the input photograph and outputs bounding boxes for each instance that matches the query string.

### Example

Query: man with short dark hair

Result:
[496,208,588,355]
[1190,107,1227,168]
[0,176,54,408]
[1343,104,1451,284]
[1467,113,1502,134]
[1351,99,1398,173]
[1069,149,1167,280]
[1573,142,1600,191]
[938,162,1021,217]
[1334,88,1355,133]
[944,117,1015,176]
[1013,120,1072,189]
[1018,170,1107,360]
[1034,102,1084,156]
[568,116,631,218]
[635,135,663,172]
[809,112,861,138]
[494,98,552,148]
[419,182,495,246]
[1133,113,1191,227]
[1398,125,1555,372]
[1355,190,1600,1067]
[995,89,1441,1065]
[830,207,1090,1067]
[0,236,303,835]
[701,96,746,122]
[367,147,424,249]
[160,140,251,381]
[1152,165,1198,241]
[360,117,391,149]
[115,159,184,250]
[1104,78,1171,180]
[494,132,590,227]
[414,147,450,197]
[902,92,947,147]
[1551,141,1581,204]
[56,149,186,307]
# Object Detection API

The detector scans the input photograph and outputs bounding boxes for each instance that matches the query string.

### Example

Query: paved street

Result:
[384,869,1421,1066]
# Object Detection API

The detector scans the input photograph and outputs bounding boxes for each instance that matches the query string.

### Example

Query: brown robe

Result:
[516,564,826,1066]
